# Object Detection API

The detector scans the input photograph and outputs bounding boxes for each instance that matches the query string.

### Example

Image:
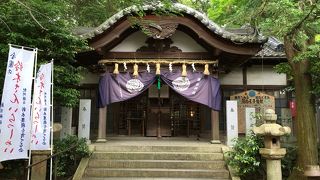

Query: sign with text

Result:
[226,100,238,147]
[31,63,52,150]
[245,107,256,135]
[230,90,275,133]
[0,46,35,162]
[78,99,91,142]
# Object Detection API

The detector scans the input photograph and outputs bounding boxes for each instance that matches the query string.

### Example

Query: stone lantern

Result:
[253,109,291,180]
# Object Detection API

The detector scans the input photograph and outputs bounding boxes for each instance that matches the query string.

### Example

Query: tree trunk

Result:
[285,37,318,180]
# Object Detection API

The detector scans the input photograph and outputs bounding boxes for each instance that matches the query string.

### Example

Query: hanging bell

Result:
[203,64,210,75]
[181,64,187,77]
[133,64,139,77]
[156,63,161,75]
[113,63,119,75]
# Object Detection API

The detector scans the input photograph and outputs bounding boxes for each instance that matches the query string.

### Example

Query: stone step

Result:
[91,152,224,161]
[94,145,222,153]
[88,159,226,169]
[84,168,230,178]
[83,177,229,180]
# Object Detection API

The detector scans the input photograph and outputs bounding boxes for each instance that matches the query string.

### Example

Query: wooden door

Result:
[146,107,172,137]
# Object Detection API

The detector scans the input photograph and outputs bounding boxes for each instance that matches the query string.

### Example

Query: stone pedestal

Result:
[260,148,286,180]
[304,165,320,179]
[31,150,50,180]
[97,107,107,142]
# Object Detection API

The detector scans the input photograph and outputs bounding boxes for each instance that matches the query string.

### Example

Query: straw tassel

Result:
[181,64,187,77]
[133,64,139,77]
[113,63,119,74]
[146,63,150,73]
[203,64,210,75]
[156,63,161,75]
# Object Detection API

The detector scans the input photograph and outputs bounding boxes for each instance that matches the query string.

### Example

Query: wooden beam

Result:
[104,52,214,59]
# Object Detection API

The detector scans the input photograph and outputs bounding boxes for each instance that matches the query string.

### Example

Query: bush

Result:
[226,133,300,180]
[282,145,297,178]
[225,133,265,179]
[0,160,27,180]
[53,135,91,177]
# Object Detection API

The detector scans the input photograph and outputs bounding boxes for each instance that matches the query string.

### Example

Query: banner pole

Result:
[50,59,54,180]
[27,48,38,180]
[8,43,43,51]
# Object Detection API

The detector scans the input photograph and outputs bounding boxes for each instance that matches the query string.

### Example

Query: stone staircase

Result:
[81,143,230,180]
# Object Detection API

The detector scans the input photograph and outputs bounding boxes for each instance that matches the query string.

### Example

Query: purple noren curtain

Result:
[161,70,221,111]
[98,71,156,107]
[98,70,221,111]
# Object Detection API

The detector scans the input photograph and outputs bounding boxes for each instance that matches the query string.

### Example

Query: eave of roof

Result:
[255,37,286,58]
[80,3,267,44]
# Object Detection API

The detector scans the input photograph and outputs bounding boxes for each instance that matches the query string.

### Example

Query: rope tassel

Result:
[203,64,210,75]
[156,63,161,75]
[181,64,187,77]
[113,63,119,74]
[133,64,139,78]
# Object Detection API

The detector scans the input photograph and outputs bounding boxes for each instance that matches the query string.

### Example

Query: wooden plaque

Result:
[230,90,275,133]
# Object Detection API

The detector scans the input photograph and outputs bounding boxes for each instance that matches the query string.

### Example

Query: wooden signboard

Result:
[230,90,275,134]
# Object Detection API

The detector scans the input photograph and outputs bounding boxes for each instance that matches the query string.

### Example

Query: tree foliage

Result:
[208,1,320,179]
[61,0,177,27]
[0,0,87,107]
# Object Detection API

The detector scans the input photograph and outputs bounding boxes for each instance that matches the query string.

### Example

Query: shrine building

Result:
[65,3,289,143]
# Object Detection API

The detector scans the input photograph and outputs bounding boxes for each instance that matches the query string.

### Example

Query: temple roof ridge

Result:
[80,3,267,44]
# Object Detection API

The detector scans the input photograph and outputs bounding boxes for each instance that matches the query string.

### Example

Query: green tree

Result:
[208,0,320,179]
[62,0,176,27]
[0,0,87,107]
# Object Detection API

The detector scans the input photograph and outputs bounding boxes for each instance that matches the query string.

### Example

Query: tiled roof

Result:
[255,37,286,57]
[80,3,267,44]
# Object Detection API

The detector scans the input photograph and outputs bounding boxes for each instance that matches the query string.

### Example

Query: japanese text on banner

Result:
[31,63,52,150]
[0,46,35,162]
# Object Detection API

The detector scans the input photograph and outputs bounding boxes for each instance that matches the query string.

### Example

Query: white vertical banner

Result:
[0,46,35,162]
[245,108,256,135]
[30,63,52,150]
[78,99,91,143]
[226,100,238,147]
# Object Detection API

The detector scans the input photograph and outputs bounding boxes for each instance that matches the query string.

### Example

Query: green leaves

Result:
[53,135,91,177]
[0,0,88,107]
[225,134,264,178]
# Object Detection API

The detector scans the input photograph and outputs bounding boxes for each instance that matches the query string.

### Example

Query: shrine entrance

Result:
[75,3,267,143]
[114,85,201,138]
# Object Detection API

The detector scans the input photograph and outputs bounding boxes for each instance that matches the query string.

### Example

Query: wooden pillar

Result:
[211,110,221,144]
[157,110,161,138]
[96,106,107,142]
[211,69,220,144]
